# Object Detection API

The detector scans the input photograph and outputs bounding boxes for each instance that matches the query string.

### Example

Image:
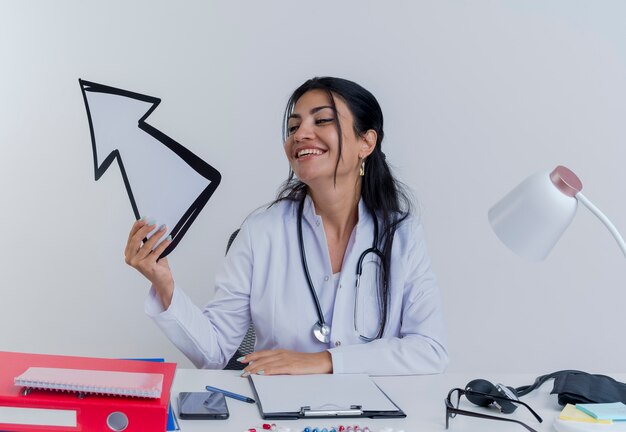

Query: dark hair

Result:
[275,77,412,338]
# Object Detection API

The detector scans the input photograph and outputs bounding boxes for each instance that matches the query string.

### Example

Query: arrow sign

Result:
[79,79,222,258]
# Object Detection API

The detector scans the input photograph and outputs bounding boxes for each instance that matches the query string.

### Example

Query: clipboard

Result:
[248,374,406,420]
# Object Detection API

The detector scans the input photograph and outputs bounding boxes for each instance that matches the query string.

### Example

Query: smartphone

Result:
[178,391,230,419]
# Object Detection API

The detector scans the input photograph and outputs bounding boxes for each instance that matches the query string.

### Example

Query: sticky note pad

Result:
[560,404,612,424]
[576,402,626,421]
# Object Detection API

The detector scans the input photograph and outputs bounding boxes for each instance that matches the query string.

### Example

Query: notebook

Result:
[14,367,164,398]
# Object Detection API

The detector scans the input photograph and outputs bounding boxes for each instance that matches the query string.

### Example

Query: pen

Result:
[205,385,256,404]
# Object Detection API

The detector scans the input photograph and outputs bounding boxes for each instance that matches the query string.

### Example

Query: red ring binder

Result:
[0,351,176,431]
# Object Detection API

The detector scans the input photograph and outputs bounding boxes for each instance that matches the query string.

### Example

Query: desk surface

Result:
[172,370,626,432]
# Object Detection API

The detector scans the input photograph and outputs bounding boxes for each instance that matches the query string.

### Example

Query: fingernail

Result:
[166,235,172,241]
[257,370,265,375]
[237,356,245,362]
[240,371,250,377]
[140,216,147,221]
[158,224,167,231]
[148,218,156,225]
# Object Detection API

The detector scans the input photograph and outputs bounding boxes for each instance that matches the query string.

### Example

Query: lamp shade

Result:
[488,166,583,261]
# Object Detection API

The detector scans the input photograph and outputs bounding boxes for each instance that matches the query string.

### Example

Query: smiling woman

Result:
[125,76,449,376]
[284,89,369,191]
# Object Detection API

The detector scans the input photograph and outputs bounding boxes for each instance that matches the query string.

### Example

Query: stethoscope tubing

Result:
[298,195,385,342]
[297,196,326,328]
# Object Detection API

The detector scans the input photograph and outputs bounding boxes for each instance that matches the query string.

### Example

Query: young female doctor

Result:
[124,77,448,376]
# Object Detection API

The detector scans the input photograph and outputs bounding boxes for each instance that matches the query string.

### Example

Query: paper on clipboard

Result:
[249,374,401,418]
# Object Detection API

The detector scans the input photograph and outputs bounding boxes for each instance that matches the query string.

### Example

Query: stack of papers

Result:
[554,403,626,432]
[559,404,612,424]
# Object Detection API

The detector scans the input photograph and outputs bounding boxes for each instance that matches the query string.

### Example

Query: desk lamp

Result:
[488,165,626,261]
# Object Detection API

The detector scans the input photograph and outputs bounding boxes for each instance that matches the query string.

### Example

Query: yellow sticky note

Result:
[559,404,613,424]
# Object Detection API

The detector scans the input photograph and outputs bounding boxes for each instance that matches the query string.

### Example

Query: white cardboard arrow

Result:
[79,79,222,258]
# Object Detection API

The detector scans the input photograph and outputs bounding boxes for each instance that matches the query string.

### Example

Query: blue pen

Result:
[205,385,256,404]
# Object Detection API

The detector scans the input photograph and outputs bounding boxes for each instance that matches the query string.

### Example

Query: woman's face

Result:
[284,89,369,189]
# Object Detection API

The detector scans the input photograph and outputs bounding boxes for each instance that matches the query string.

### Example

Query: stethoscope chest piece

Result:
[313,322,331,344]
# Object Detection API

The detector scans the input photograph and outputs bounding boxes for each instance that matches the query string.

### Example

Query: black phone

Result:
[178,391,230,420]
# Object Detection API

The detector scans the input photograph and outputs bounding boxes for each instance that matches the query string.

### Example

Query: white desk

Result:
[172,370,626,432]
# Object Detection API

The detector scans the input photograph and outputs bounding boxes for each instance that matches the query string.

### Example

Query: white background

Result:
[1,1,625,374]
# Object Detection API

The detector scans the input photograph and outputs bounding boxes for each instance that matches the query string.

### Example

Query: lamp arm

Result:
[576,192,626,258]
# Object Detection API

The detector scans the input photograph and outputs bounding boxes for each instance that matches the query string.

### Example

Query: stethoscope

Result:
[297,196,387,344]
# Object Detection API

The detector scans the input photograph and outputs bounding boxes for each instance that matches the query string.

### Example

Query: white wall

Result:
[1,1,625,374]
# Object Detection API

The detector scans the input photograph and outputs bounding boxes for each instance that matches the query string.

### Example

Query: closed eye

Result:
[316,118,334,125]
[287,118,334,135]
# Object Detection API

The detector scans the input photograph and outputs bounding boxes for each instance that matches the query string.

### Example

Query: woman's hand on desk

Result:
[124,219,174,309]
[239,350,332,376]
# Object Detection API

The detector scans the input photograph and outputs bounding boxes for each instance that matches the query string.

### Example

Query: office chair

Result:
[222,229,257,370]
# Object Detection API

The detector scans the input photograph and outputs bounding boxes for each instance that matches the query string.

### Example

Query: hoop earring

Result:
[359,159,365,176]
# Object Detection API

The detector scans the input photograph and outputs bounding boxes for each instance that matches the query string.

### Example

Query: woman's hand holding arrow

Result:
[125,218,174,309]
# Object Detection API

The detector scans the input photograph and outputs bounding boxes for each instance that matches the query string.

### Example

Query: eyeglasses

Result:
[445,388,543,432]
